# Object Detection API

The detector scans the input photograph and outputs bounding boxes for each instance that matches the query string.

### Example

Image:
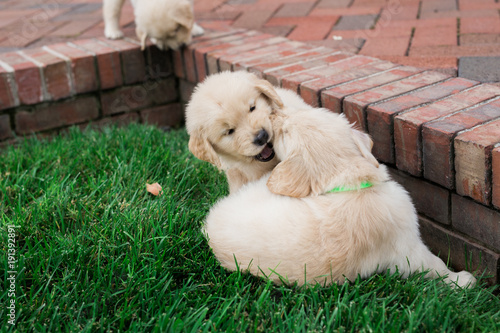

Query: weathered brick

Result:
[98,37,146,85]
[233,9,278,30]
[0,52,43,105]
[344,71,449,131]
[423,98,500,189]
[333,14,379,31]
[454,118,500,205]
[359,36,411,57]
[15,96,99,134]
[419,216,499,286]
[45,43,99,94]
[452,194,500,252]
[368,77,477,164]
[321,66,422,116]
[274,2,316,17]
[218,40,306,72]
[140,103,183,127]
[89,112,140,129]
[394,84,500,177]
[0,114,13,141]
[460,17,500,35]
[412,25,457,47]
[147,78,178,105]
[205,34,285,75]
[458,56,500,84]
[388,167,450,225]
[493,147,500,209]
[190,31,260,82]
[316,0,351,8]
[72,39,123,90]
[264,52,350,86]
[248,47,334,79]
[281,55,374,94]
[286,18,339,41]
[185,30,250,83]
[299,60,397,107]
[233,41,316,72]
[0,64,18,110]
[100,78,177,115]
[145,45,173,80]
[172,50,184,79]
[20,48,73,101]
[179,79,195,103]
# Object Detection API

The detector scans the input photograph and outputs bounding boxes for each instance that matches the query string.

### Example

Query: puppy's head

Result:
[267,109,380,198]
[186,71,284,169]
[135,0,194,50]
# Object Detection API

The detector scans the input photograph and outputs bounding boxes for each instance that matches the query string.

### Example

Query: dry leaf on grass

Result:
[146,183,162,196]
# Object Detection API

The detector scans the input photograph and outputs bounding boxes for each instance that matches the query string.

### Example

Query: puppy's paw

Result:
[449,271,476,289]
[104,27,124,39]
[192,23,205,37]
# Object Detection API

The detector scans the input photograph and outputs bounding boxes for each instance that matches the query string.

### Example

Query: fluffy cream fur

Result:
[103,0,204,50]
[202,74,476,288]
[185,71,311,193]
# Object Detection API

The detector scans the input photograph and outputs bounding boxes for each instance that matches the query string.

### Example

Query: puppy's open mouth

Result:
[255,143,275,162]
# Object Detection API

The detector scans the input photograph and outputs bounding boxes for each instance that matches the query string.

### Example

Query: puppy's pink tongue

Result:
[260,145,273,160]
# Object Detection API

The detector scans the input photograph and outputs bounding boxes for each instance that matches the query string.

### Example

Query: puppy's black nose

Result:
[253,129,269,146]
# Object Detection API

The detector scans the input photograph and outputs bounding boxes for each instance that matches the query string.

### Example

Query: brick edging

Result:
[0,37,182,143]
[0,27,498,284]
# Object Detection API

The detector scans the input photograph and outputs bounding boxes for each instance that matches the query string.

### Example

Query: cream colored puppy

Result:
[186,71,312,193]
[103,0,204,50]
[203,88,476,288]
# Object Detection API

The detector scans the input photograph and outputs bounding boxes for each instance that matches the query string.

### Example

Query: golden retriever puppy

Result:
[103,0,204,50]
[203,94,476,288]
[185,71,312,193]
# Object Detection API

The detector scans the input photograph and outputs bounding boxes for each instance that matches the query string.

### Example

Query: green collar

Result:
[327,181,373,193]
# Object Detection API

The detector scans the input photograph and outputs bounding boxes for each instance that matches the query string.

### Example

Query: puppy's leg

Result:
[420,249,476,288]
[400,244,476,288]
[186,0,204,36]
[103,0,126,39]
[192,23,205,37]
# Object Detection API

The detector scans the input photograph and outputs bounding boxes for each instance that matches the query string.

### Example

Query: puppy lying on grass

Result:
[195,72,476,288]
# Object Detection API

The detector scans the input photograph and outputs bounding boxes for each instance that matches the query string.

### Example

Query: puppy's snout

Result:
[253,129,269,146]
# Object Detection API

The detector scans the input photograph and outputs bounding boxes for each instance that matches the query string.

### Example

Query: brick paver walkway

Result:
[0,0,499,83]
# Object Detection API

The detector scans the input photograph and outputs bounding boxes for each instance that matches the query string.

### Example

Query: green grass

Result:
[1,124,499,332]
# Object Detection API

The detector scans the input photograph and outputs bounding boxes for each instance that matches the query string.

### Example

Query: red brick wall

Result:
[0,28,498,284]
[0,37,183,145]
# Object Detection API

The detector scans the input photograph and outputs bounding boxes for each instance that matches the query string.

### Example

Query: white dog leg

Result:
[192,22,205,37]
[103,0,126,39]
[406,245,476,288]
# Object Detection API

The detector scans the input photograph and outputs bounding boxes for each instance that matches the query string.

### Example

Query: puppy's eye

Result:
[226,129,235,135]
[250,106,256,112]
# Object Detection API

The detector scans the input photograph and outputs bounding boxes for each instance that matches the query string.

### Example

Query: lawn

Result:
[0,124,499,332]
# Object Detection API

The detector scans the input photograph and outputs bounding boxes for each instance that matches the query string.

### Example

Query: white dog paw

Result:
[104,28,124,39]
[450,271,476,289]
[192,23,205,37]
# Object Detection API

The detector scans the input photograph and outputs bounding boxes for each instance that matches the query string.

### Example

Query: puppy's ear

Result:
[173,1,194,30]
[135,26,148,51]
[188,134,222,168]
[267,155,312,198]
[255,79,284,110]
[351,128,379,168]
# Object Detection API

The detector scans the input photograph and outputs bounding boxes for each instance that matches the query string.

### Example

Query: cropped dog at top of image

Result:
[186,71,476,289]
[103,0,204,50]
